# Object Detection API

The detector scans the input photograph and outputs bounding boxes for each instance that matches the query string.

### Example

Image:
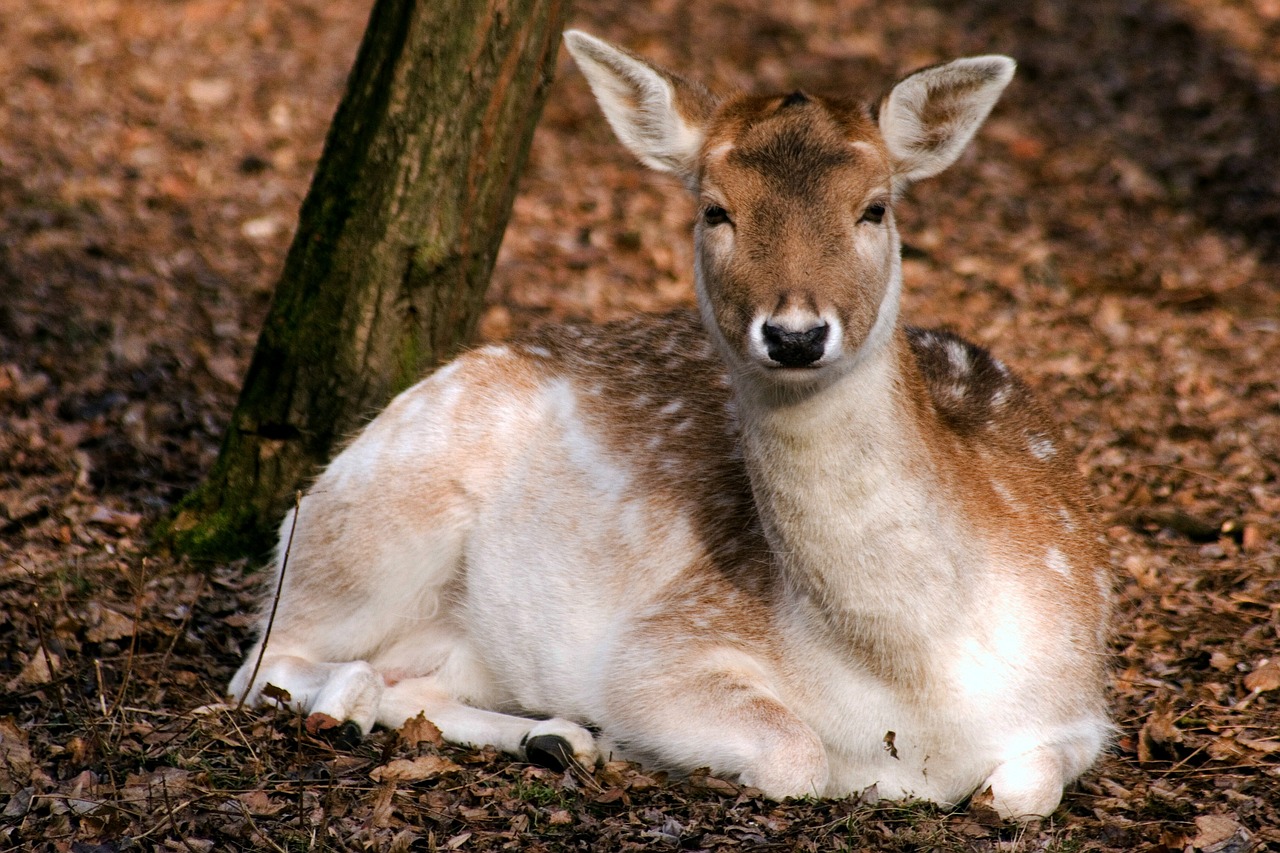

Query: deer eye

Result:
[703,204,732,227]
[860,202,887,225]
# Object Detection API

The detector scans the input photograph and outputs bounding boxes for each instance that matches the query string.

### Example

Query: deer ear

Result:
[563,30,716,186]
[878,56,1015,190]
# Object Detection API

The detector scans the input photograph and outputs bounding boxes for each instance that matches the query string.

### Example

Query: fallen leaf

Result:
[1244,658,1280,694]
[688,772,740,796]
[967,786,1004,827]
[87,505,142,531]
[1193,814,1250,853]
[1138,704,1183,764]
[237,790,285,816]
[304,712,341,736]
[261,683,293,705]
[0,719,33,792]
[7,652,58,689]
[84,602,137,642]
[397,712,444,748]
[370,754,461,784]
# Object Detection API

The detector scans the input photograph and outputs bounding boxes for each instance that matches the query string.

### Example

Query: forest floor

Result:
[2,0,1279,850]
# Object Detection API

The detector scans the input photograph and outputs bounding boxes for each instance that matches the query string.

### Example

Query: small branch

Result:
[109,557,148,717]
[156,572,208,680]
[29,598,68,722]
[237,491,302,712]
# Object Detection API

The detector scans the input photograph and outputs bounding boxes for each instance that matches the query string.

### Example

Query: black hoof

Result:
[524,734,574,772]
[334,720,364,749]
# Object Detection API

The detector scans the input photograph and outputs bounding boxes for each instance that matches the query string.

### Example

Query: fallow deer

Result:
[230,30,1111,820]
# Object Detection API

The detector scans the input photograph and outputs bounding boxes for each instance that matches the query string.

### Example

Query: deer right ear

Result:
[563,30,716,186]
[878,56,1015,192]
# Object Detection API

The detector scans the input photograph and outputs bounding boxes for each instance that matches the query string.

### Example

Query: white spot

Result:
[990,384,1011,409]
[706,140,736,161]
[524,345,551,358]
[992,481,1022,513]
[947,382,969,400]
[1046,546,1071,578]
[659,400,684,416]
[674,418,694,434]
[1057,506,1077,533]
[588,384,604,396]
[1027,434,1057,460]
[946,339,971,374]
[647,435,663,451]
[633,393,652,409]
[478,344,512,358]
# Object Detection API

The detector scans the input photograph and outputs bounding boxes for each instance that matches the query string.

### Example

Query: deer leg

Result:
[230,652,384,735]
[980,724,1105,819]
[376,677,600,772]
[605,651,830,799]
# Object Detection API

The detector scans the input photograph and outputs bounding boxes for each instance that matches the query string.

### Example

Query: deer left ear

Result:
[878,56,1015,191]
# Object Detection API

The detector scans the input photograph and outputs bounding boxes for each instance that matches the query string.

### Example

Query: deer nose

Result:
[761,321,829,367]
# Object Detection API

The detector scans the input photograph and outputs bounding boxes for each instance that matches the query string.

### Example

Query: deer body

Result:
[230,32,1109,820]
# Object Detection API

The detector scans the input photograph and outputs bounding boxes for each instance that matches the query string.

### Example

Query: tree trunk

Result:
[166,0,570,560]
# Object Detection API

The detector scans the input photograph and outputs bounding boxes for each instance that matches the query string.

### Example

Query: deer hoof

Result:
[524,734,574,771]
[335,720,364,749]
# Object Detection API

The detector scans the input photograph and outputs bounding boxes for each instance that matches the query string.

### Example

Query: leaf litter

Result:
[1,0,1279,849]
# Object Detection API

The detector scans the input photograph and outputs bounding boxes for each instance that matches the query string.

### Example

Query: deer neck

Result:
[731,319,970,644]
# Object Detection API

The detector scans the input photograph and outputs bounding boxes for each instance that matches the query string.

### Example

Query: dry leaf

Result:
[397,712,444,748]
[967,786,1004,827]
[1138,704,1183,764]
[7,652,58,688]
[261,683,293,705]
[304,712,341,736]
[1244,658,1280,694]
[0,719,33,792]
[1192,814,1250,853]
[237,790,285,816]
[85,602,137,642]
[86,506,142,531]
[369,754,461,784]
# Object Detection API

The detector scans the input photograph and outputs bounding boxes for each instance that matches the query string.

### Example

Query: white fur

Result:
[229,34,1106,823]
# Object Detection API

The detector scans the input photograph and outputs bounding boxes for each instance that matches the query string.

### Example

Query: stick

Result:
[237,491,302,712]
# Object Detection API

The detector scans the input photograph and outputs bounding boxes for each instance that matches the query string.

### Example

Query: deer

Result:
[229,30,1111,821]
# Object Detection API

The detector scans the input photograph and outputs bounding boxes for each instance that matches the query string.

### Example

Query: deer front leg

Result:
[229,651,384,735]
[605,647,830,798]
[377,677,600,772]
[980,722,1107,819]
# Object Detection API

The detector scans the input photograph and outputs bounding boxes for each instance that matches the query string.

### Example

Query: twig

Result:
[29,597,69,721]
[93,659,109,716]
[156,571,207,679]
[109,556,147,716]
[159,775,201,853]
[238,490,302,712]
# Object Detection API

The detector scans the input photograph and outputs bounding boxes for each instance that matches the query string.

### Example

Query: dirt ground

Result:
[2,0,1278,850]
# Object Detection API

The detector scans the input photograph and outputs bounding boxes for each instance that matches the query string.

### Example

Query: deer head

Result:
[563,32,1014,389]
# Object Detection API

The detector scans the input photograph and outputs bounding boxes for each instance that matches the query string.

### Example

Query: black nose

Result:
[762,321,829,368]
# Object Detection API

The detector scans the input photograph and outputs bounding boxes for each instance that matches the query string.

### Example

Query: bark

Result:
[166,0,569,559]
